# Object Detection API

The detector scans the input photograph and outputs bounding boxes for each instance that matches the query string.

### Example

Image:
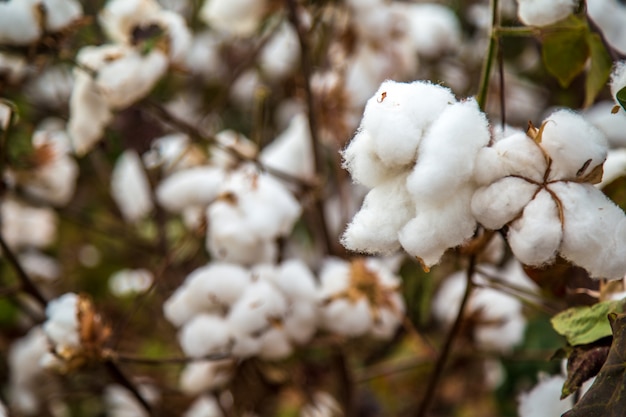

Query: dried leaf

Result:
[562,342,610,399]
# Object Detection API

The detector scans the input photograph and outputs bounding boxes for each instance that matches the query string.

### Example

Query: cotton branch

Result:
[0,234,48,307]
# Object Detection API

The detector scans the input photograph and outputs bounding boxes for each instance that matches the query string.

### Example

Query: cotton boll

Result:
[43,293,80,351]
[540,110,608,181]
[104,384,159,417]
[516,0,575,27]
[599,149,626,188]
[163,288,199,327]
[471,287,525,351]
[260,113,314,181]
[342,173,413,254]
[0,0,42,45]
[405,99,490,201]
[318,258,351,299]
[259,21,300,80]
[144,133,204,172]
[471,177,538,230]
[611,61,626,107]
[432,270,467,326]
[25,65,74,108]
[109,268,154,296]
[342,130,401,188]
[584,101,626,148]
[402,3,461,58]
[42,0,82,32]
[473,132,548,185]
[179,314,231,358]
[111,150,154,223]
[301,391,343,417]
[185,263,252,309]
[552,181,626,279]
[370,298,403,339]
[228,281,288,334]
[156,10,193,64]
[268,259,318,302]
[321,297,373,337]
[99,0,162,44]
[588,0,626,55]
[183,395,224,417]
[200,0,267,37]
[517,374,572,417]
[179,360,233,395]
[362,80,456,167]
[398,186,477,267]
[8,327,49,415]
[18,251,61,282]
[258,327,293,360]
[283,301,318,344]
[1,199,57,250]
[156,167,225,213]
[507,189,563,266]
[185,31,227,82]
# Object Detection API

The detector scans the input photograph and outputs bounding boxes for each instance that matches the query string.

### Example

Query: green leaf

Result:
[563,313,626,417]
[617,86,626,112]
[584,33,612,108]
[541,17,590,88]
[550,300,625,346]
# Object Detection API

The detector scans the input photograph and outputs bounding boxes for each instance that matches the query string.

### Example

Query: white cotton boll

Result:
[179,314,231,358]
[507,189,563,266]
[321,297,372,337]
[109,268,154,296]
[200,0,267,37]
[398,186,477,267]
[471,177,538,230]
[599,149,626,188]
[517,374,572,417]
[183,395,224,417]
[611,61,626,106]
[371,301,403,339]
[43,293,80,349]
[228,281,288,336]
[211,129,258,169]
[471,287,525,350]
[343,44,393,107]
[105,384,159,417]
[18,251,61,282]
[186,31,226,81]
[268,259,318,302]
[0,0,41,45]
[111,150,154,223]
[342,173,413,254]
[0,53,27,85]
[551,182,626,279]
[180,360,233,395]
[185,262,252,309]
[301,391,343,417]
[362,80,456,167]
[474,133,548,185]
[25,66,74,107]
[99,0,162,44]
[229,69,264,109]
[9,327,49,415]
[342,130,400,188]
[318,258,351,299]
[156,166,225,213]
[67,69,113,156]
[587,0,626,55]
[432,270,466,325]
[156,10,193,64]
[163,288,198,327]
[516,0,575,27]
[284,302,318,344]
[258,327,293,360]
[476,313,526,351]
[144,133,202,172]
[260,113,314,181]
[42,0,82,32]
[405,99,490,201]
[230,333,263,357]
[96,48,168,109]
[259,21,300,80]
[584,101,626,148]
[402,3,461,58]
[540,110,608,181]
[1,199,57,249]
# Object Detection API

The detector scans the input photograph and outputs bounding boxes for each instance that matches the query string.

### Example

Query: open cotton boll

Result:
[398,186,477,267]
[156,166,225,213]
[321,297,373,337]
[540,110,608,181]
[144,133,203,172]
[517,374,572,417]
[507,189,563,266]
[105,384,159,417]
[260,113,314,181]
[228,280,288,336]
[109,268,154,296]
[99,0,162,44]
[471,288,525,351]
[515,0,575,27]
[8,327,49,415]
[362,80,456,167]
[283,302,318,344]
[584,101,626,148]
[0,1,41,45]
[342,130,400,187]
[1,199,57,250]
[473,132,548,185]
[318,258,351,298]
[471,177,538,230]
[179,314,231,358]
[183,395,224,417]
[111,150,154,223]
[599,149,626,188]
[370,297,404,339]
[200,0,267,37]
[587,0,626,55]
[402,3,461,58]
[405,99,490,201]
[258,327,293,360]
[180,360,233,395]
[43,0,82,32]
[18,251,61,282]
[43,293,80,350]
[265,259,318,302]
[342,173,413,254]
[259,21,300,80]
[552,182,626,279]
[610,61,626,107]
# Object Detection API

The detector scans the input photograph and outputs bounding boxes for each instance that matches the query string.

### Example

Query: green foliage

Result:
[584,33,612,108]
[541,16,589,88]
[617,86,626,112]
[563,313,626,417]
[551,300,625,346]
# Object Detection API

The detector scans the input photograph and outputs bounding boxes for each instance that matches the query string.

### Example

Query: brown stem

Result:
[414,257,476,417]
[104,359,153,416]
[112,352,231,365]
[0,234,48,307]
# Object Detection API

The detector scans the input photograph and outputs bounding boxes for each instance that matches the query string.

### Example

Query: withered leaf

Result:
[562,340,610,399]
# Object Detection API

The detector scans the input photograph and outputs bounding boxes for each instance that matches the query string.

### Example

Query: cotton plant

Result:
[342,80,490,268]
[515,0,576,27]
[471,109,626,279]
[318,257,405,339]
[111,149,154,223]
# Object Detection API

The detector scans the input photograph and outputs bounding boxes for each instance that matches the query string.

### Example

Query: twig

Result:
[285,0,335,256]
[333,348,355,417]
[112,351,231,365]
[104,359,153,416]
[476,0,500,112]
[0,234,48,307]
[415,256,476,417]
